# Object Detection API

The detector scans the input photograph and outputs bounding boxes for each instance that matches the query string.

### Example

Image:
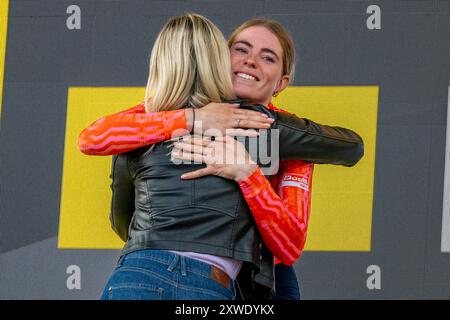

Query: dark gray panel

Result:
[94,0,189,18]
[6,16,96,83]
[9,0,96,17]
[0,237,121,299]
[88,14,164,85]
[264,0,447,14]
[272,13,442,125]
[1,0,449,299]
[423,125,450,289]
[0,83,68,252]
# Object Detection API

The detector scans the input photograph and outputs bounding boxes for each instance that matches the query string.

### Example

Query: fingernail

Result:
[264,123,271,127]
[267,118,275,122]
[261,114,269,118]
[181,174,186,179]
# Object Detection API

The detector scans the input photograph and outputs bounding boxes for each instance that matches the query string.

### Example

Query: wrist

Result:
[238,166,269,197]
[234,164,258,182]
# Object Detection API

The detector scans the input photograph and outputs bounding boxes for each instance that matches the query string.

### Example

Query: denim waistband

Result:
[118,249,217,279]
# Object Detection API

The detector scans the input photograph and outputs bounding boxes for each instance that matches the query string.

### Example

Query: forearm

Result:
[241,104,364,166]
[277,114,364,166]
[238,164,312,265]
[78,104,189,155]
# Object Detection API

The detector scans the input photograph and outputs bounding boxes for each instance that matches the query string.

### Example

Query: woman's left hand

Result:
[171,135,257,182]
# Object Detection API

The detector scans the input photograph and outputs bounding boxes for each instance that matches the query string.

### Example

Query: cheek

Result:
[230,53,240,69]
[264,68,283,89]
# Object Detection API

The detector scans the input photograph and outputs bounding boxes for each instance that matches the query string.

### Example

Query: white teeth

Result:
[237,73,256,81]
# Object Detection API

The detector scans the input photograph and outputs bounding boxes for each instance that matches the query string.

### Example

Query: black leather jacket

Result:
[109,104,364,297]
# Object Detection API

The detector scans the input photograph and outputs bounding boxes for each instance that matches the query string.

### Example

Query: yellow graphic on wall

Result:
[274,87,378,251]
[58,86,378,251]
[0,0,9,122]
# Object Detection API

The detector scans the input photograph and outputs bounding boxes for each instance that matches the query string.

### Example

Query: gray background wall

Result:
[0,0,449,299]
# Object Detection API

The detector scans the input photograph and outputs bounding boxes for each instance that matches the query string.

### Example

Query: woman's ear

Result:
[275,74,290,94]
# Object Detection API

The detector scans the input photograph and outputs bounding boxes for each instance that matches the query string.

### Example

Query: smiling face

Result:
[230,26,290,106]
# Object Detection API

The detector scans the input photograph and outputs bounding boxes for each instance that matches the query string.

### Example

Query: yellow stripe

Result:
[59,86,378,251]
[273,86,378,251]
[0,0,9,123]
[58,87,145,249]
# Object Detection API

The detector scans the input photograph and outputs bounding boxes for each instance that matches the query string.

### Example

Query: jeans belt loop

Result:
[180,255,187,276]
[167,253,179,272]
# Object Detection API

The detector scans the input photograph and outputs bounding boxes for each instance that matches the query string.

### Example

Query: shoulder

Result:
[267,103,292,115]
[279,159,313,172]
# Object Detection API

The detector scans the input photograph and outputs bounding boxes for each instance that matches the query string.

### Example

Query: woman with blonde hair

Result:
[143,13,236,113]
[94,13,363,300]
[100,13,242,300]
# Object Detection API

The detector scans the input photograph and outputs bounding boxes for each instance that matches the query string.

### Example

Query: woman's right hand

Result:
[185,102,274,136]
[171,135,258,182]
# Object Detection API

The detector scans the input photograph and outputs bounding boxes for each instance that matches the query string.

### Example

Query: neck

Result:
[238,98,271,107]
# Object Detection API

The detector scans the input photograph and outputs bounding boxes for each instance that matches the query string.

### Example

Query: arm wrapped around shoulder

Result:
[276,112,364,166]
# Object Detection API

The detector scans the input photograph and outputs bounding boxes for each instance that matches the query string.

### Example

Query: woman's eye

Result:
[235,47,247,54]
[262,56,275,63]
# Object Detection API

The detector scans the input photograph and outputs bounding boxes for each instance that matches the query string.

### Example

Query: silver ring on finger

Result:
[235,119,241,126]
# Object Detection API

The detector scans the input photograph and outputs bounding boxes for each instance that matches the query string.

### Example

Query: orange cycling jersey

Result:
[78,103,314,266]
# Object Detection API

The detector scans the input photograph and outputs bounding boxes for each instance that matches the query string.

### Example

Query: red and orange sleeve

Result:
[238,160,314,265]
[78,103,188,155]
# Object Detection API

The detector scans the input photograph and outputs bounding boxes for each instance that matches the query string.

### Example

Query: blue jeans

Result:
[272,264,301,300]
[100,249,236,300]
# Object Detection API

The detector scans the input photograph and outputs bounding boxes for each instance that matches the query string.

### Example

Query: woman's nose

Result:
[244,54,257,68]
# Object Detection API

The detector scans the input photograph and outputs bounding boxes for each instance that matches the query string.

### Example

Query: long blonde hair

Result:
[144,13,236,112]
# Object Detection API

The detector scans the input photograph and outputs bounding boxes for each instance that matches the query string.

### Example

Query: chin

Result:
[233,88,258,102]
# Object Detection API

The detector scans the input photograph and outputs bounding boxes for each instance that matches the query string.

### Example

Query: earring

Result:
[272,91,279,97]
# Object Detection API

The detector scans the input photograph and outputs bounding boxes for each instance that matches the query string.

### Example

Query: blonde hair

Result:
[144,13,236,112]
[228,18,296,83]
